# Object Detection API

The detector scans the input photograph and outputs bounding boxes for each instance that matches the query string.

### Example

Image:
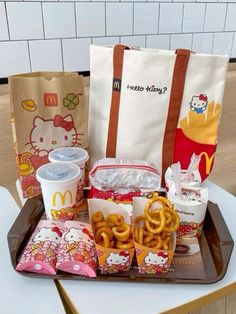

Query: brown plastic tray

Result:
[8,196,234,284]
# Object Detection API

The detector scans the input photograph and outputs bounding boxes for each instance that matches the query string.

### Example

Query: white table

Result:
[0,187,65,314]
[60,181,236,314]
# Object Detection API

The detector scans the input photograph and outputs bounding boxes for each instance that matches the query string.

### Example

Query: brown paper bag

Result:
[9,72,88,198]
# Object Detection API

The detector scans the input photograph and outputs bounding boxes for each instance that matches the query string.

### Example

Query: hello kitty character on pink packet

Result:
[16,220,64,274]
[56,221,97,277]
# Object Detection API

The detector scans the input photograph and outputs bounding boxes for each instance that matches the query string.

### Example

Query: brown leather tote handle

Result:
[161,49,191,186]
[106,44,130,157]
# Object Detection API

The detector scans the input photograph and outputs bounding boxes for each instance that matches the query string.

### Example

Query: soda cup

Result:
[49,147,89,206]
[36,162,81,221]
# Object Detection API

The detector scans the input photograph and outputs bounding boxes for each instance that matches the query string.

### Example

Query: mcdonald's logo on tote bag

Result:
[88,45,229,184]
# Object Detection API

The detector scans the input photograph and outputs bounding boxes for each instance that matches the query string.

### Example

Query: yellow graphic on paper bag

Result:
[180,101,221,145]
[22,99,37,111]
[52,190,73,207]
[26,185,41,198]
[199,151,216,174]
[19,152,34,176]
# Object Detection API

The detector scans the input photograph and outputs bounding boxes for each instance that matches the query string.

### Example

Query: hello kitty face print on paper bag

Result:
[9,72,88,198]
[27,115,79,158]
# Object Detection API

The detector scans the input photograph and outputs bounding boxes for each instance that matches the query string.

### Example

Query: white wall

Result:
[0,0,236,77]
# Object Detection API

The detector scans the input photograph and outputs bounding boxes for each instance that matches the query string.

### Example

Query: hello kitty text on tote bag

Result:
[9,72,88,198]
[89,45,229,185]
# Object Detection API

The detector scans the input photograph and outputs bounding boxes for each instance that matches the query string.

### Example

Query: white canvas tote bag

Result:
[89,45,228,184]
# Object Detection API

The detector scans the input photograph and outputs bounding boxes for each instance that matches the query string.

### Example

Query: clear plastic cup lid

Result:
[36,162,81,184]
[49,147,89,164]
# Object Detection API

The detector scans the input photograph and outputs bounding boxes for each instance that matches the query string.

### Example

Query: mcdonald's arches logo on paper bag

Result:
[52,190,73,207]
[44,93,58,107]
[199,151,215,174]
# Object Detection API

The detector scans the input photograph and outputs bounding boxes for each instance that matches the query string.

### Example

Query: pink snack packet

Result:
[56,221,97,277]
[16,220,64,274]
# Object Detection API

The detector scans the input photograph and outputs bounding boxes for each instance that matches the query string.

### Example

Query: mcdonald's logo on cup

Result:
[199,151,215,174]
[52,190,73,207]
[44,93,58,107]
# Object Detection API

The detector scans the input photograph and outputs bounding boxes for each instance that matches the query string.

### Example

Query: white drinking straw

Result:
[171,162,182,198]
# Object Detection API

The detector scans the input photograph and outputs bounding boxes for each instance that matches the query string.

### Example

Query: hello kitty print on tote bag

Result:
[9,72,88,198]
